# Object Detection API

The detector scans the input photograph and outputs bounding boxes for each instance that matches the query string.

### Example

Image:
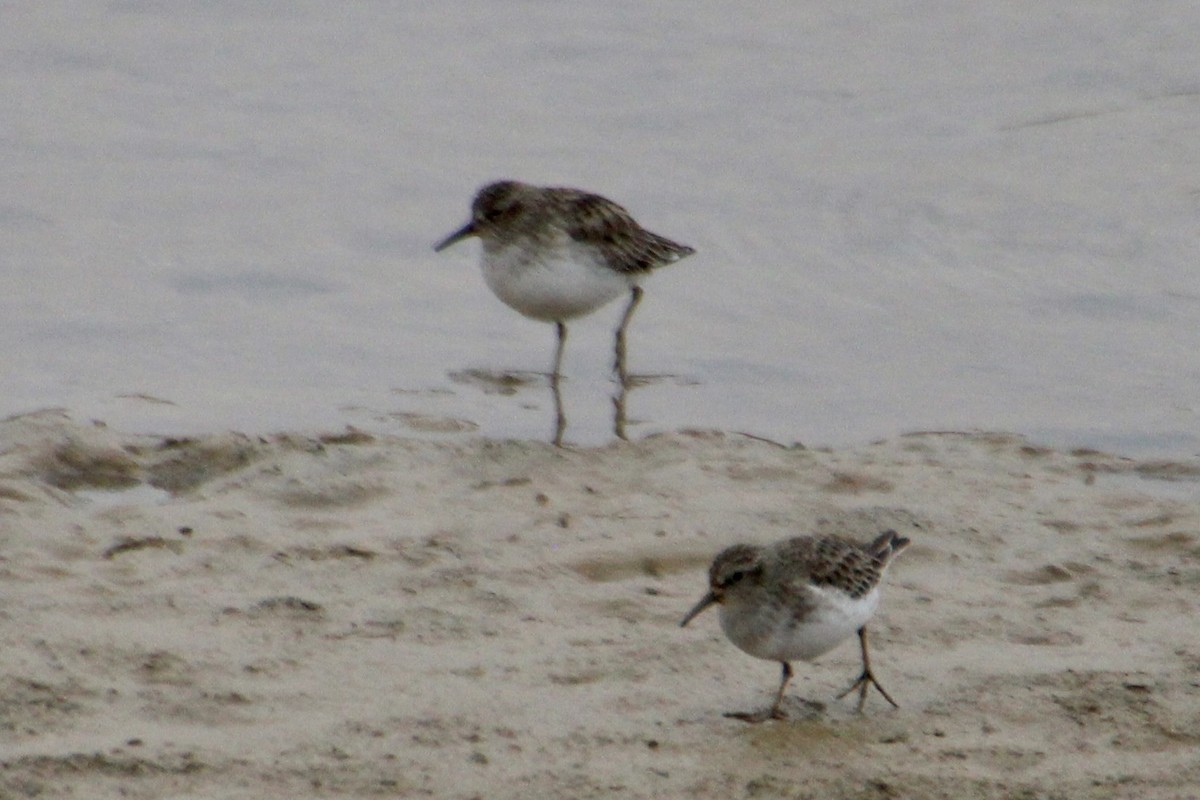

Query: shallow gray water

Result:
[4,2,1199,456]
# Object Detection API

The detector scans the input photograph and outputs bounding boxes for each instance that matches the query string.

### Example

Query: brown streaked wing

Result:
[806,536,884,599]
[558,189,694,275]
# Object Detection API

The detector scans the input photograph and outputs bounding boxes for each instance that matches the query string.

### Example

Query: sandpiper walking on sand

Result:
[434,180,695,446]
[681,530,909,722]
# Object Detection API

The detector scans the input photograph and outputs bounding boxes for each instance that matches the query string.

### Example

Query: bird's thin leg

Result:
[611,286,643,441]
[836,626,899,712]
[551,322,567,447]
[726,661,792,723]
[770,661,793,717]
[612,382,629,442]
[613,286,643,388]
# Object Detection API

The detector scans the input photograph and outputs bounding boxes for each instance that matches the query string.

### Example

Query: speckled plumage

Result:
[770,533,896,600]
[436,180,694,321]
[681,531,909,721]
[462,181,695,278]
[434,180,694,446]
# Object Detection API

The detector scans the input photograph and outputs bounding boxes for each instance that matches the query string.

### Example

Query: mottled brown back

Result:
[777,531,908,600]
[552,188,695,275]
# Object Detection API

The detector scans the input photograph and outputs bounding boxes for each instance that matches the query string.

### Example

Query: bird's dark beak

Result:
[679,591,719,628]
[433,221,477,252]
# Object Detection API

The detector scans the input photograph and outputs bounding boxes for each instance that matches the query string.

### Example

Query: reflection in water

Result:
[444,364,693,447]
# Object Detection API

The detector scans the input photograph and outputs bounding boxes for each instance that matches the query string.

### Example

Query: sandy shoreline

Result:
[2,409,1198,799]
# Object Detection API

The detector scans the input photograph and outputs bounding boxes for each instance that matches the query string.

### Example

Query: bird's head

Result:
[434,180,530,251]
[679,543,764,627]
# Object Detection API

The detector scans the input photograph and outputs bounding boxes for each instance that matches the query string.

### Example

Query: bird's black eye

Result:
[726,570,745,585]
[483,201,520,222]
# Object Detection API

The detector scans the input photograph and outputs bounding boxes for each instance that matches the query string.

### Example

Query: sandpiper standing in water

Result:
[681,530,909,722]
[434,180,695,446]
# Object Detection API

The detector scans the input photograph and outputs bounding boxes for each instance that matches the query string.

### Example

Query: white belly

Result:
[719,586,880,663]
[481,240,632,322]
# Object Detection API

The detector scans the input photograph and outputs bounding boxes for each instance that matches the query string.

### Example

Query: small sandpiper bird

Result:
[434,180,694,446]
[681,530,909,722]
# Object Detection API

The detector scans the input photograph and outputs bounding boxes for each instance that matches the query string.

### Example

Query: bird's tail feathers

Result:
[867,529,911,563]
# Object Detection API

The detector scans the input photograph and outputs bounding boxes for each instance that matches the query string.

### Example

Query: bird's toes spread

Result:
[836,668,899,712]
